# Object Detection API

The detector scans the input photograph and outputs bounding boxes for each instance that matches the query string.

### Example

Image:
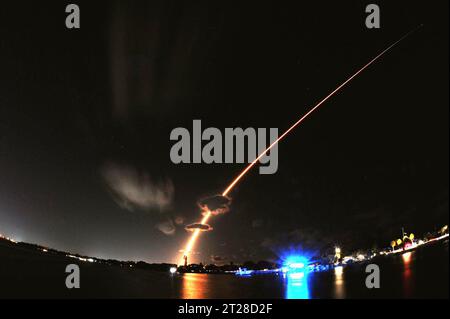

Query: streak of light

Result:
[182,210,211,259]
[222,26,421,197]
[180,26,422,264]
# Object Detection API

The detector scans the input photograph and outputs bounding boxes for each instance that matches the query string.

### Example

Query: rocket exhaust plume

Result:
[180,27,422,264]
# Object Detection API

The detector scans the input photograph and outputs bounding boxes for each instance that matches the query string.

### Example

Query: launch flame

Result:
[180,27,422,265]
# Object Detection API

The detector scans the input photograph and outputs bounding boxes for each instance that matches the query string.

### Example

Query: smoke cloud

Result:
[156,219,176,236]
[185,223,213,232]
[101,162,174,212]
[198,194,231,216]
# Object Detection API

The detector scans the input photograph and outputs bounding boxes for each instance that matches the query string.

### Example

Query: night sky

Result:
[0,1,448,264]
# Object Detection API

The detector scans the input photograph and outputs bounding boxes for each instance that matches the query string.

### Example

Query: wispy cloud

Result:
[156,219,176,236]
[101,162,174,212]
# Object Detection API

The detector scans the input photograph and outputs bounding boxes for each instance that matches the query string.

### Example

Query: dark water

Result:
[175,241,448,299]
[0,239,447,298]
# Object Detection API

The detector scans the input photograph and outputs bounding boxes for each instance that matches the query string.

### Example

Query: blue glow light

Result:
[282,255,310,273]
[236,268,253,276]
[289,262,305,269]
[279,252,312,299]
[289,272,305,280]
[285,270,310,299]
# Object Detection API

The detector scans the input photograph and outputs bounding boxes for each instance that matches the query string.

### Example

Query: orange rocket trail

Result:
[180,27,422,264]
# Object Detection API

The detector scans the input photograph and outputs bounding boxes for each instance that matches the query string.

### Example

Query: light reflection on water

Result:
[180,273,209,299]
[285,271,310,299]
[179,270,343,299]
[402,251,413,297]
[334,266,346,299]
[177,245,446,299]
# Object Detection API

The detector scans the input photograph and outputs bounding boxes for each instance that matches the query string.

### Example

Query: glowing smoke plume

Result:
[185,223,213,232]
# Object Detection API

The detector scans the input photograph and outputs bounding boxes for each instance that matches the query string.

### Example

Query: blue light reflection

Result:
[285,271,310,299]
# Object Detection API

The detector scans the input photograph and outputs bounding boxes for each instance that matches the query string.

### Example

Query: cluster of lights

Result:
[236,228,449,279]
[236,268,254,276]
[0,233,18,244]
[4,223,448,280]
[66,254,95,263]
[385,232,449,256]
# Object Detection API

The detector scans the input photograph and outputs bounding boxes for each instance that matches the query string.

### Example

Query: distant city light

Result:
[282,255,310,273]
[169,267,177,274]
[342,256,355,264]
[236,268,254,276]
[289,262,305,269]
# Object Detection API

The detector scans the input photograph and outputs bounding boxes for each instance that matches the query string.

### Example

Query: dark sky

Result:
[0,1,448,264]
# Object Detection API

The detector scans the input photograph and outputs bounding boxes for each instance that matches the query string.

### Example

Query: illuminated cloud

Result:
[101,162,174,212]
[156,219,176,236]
[185,223,213,232]
[198,195,231,216]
